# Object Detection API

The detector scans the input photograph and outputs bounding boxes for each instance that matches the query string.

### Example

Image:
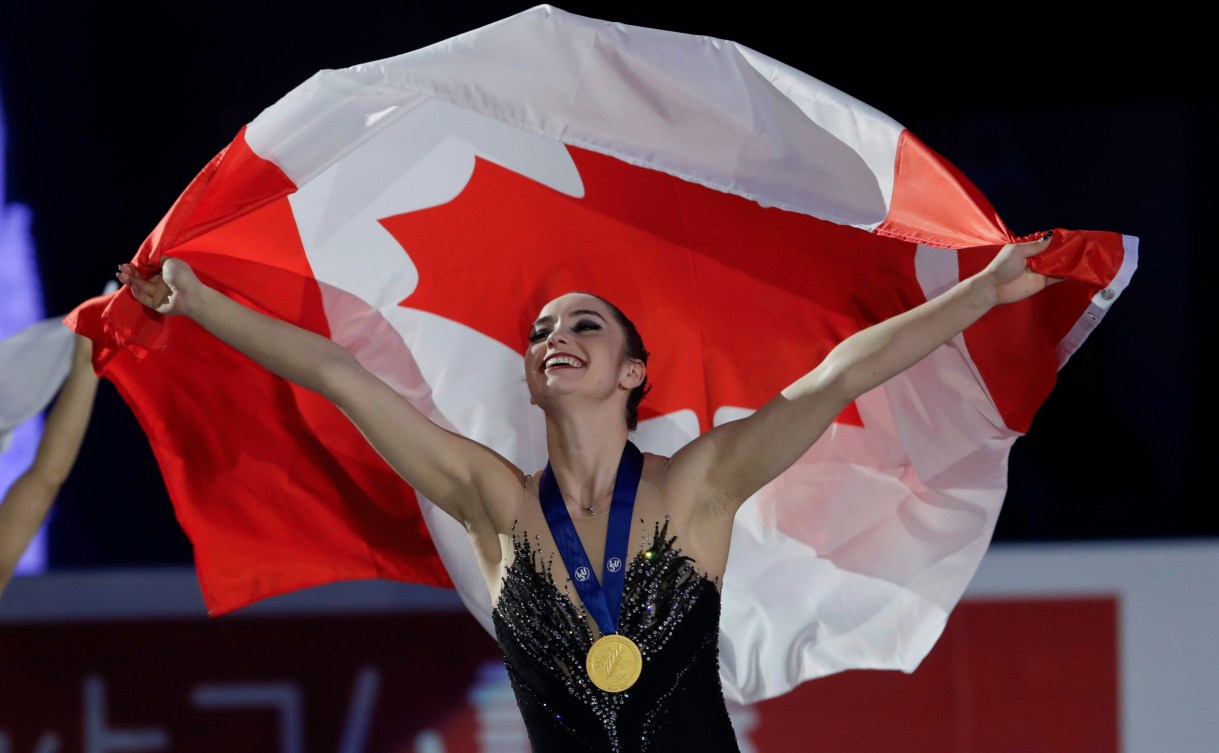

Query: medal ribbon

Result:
[539,441,643,636]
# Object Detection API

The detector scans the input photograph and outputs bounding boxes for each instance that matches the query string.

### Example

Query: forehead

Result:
[535,293,612,320]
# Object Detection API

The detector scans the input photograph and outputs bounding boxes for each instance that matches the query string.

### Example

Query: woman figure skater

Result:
[119,232,1057,751]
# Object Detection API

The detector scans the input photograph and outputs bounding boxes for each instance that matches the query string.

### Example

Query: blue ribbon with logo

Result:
[539,441,643,636]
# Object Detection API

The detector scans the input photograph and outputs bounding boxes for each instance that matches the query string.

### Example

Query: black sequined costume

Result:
[492,520,741,752]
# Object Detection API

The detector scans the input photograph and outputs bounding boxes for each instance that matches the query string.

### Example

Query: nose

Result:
[547,328,568,346]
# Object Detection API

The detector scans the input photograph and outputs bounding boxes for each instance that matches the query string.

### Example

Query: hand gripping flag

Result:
[68,5,1136,703]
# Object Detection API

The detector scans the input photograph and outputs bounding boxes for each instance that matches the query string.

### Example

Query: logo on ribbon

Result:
[574,566,591,582]
[607,557,623,573]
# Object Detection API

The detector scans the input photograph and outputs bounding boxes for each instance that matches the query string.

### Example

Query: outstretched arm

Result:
[117,258,523,526]
[0,333,99,595]
[668,234,1059,513]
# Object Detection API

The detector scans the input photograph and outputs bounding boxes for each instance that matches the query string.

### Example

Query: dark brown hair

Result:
[575,292,651,431]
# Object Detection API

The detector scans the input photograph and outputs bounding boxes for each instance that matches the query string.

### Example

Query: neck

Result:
[544,406,630,514]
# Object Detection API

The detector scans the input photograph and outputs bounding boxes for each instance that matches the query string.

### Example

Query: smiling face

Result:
[524,293,646,424]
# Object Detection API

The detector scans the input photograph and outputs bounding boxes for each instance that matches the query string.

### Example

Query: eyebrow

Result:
[531,309,608,328]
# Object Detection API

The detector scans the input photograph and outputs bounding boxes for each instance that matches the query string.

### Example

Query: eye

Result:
[573,320,602,333]
[528,328,550,343]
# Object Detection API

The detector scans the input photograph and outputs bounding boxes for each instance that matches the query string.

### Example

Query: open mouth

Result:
[543,354,585,371]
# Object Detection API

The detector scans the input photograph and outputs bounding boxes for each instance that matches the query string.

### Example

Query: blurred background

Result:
[0,3,1213,751]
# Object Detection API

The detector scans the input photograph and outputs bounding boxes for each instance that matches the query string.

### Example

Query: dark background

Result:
[0,3,1210,569]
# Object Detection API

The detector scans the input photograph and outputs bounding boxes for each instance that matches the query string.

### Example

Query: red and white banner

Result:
[67,5,1136,703]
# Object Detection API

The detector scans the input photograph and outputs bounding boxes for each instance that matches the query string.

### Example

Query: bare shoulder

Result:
[639,451,673,484]
[647,440,735,521]
[479,466,540,535]
[642,449,734,570]
[641,450,705,517]
[648,439,711,491]
[643,451,671,467]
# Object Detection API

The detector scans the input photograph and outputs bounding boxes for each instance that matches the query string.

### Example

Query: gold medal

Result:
[586,634,643,692]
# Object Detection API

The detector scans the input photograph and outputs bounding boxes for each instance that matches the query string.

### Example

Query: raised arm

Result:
[667,234,1059,513]
[0,333,99,595]
[117,258,522,526]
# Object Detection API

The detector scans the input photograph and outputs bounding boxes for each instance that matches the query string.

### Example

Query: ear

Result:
[619,359,645,391]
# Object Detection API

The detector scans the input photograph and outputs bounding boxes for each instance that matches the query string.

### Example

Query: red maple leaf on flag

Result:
[390,146,937,431]
[389,144,1112,434]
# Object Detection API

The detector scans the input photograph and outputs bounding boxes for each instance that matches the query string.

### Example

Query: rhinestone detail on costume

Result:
[492,518,736,752]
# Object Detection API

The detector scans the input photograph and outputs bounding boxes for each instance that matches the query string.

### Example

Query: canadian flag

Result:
[67,5,1136,702]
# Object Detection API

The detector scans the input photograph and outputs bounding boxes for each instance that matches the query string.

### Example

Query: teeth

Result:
[545,355,583,369]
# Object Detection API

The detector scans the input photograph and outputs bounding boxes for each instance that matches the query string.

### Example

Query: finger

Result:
[1017,236,1052,260]
[128,278,155,303]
